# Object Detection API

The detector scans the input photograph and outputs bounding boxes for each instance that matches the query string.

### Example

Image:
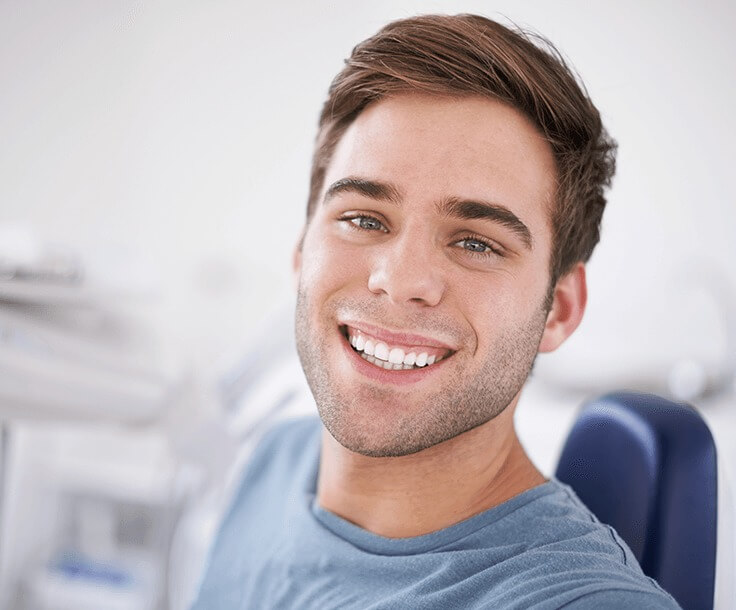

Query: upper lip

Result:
[339,320,458,351]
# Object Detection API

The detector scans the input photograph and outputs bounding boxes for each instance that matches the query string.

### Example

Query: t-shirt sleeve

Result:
[559,588,683,609]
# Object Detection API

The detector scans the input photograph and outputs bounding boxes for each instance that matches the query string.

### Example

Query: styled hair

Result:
[305,14,616,285]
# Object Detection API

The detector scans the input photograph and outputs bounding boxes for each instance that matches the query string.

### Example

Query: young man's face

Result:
[295,93,561,457]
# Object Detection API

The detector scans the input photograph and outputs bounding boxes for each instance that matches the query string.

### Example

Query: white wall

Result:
[1,0,734,388]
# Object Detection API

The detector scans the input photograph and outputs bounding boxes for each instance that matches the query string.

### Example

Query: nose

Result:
[367,234,446,307]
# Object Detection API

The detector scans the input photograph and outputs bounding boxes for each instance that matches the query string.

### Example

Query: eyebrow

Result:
[324,177,402,205]
[438,198,533,250]
[323,177,533,250]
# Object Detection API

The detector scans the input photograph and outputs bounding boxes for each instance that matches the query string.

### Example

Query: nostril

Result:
[367,261,445,307]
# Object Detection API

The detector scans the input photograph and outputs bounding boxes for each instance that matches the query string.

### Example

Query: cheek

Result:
[451,272,546,346]
[300,230,370,293]
[451,272,516,315]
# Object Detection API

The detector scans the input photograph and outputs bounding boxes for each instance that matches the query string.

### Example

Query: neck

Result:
[315,401,546,539]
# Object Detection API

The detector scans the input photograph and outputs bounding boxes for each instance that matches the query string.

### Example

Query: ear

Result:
[538,262,587,353]
[292,228,305,291]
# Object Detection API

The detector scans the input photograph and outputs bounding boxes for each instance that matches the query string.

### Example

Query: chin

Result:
[317,394,499,458]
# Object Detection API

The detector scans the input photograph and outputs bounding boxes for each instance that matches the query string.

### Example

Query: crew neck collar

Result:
[298,418,560,555]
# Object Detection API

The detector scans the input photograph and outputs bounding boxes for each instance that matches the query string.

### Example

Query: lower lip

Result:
[339,331,450,386]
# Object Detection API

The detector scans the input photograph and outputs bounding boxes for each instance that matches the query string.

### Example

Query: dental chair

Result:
[555,391,730,610]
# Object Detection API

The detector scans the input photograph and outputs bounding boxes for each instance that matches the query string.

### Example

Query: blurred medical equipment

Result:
[0,224,234,609]
[0,223,172,423]
[556,392,734,610]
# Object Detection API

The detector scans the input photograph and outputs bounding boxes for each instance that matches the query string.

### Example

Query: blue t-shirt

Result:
[192,417,680,609]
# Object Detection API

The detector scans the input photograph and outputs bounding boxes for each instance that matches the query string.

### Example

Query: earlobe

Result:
[538,263,587,353]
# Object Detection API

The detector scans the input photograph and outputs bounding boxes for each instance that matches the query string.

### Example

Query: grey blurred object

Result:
[0,223,175,423]
[0,304,172,423]
[0,224,194,610]
[0,222,83,285]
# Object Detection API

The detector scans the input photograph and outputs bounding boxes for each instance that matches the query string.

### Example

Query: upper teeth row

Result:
[349,334,439,367]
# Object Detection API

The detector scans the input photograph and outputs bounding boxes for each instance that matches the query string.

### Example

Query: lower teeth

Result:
[359,351,420,370]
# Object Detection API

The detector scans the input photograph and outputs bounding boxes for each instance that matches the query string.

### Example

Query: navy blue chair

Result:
[555,391,718,610]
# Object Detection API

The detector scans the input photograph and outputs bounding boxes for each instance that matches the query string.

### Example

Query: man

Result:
[192,14,680,609]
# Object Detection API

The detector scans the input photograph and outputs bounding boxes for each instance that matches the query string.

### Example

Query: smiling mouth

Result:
[340,325,454,371]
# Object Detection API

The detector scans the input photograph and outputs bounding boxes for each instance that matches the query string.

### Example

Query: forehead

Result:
[321,93,557,245]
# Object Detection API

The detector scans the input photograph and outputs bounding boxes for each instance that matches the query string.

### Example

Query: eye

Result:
[453,236,505,258]
[340,214,388,232]
[458,238,489,253]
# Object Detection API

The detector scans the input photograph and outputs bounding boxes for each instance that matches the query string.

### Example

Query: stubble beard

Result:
[295,286,549,458]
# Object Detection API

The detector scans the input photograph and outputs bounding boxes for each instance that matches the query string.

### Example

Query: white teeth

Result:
[348,329,449,371]
[361,352,398,370]
[360,350,443,371]
[388,348,405,364]
[374,342,389,361]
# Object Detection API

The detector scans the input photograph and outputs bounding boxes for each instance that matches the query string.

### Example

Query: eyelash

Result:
[455,233,505,258]
[337,213,505,259]
[340,213,389,233]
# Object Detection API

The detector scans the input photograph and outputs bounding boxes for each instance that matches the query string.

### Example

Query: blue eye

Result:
[454,236,504,258]
[459,238,489,253]
[346,216,387,232]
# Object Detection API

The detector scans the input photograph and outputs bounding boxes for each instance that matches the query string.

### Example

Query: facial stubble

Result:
[295,286,549,458]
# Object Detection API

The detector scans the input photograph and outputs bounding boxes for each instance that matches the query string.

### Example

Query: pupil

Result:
[466,240,485,252]
[361,218,379,230]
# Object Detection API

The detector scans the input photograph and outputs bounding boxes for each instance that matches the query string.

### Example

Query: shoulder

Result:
[239,414,321,476]
[231,415,321,496]
[465,480,681,608]
[198,416,321,580]
[254,415,322,459]
[505,479,642,568]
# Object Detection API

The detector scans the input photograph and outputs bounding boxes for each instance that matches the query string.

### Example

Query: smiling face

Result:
[295,93,567,457]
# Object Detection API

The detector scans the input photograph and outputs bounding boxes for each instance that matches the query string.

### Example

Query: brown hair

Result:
[306,14,616,285]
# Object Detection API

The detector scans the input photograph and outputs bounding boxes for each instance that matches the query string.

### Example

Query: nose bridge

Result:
[367,223,445,306]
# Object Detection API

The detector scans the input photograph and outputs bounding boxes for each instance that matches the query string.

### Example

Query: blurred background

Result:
[0,0,734,608]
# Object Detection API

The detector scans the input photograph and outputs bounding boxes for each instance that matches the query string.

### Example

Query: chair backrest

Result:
[555,391,718,610]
